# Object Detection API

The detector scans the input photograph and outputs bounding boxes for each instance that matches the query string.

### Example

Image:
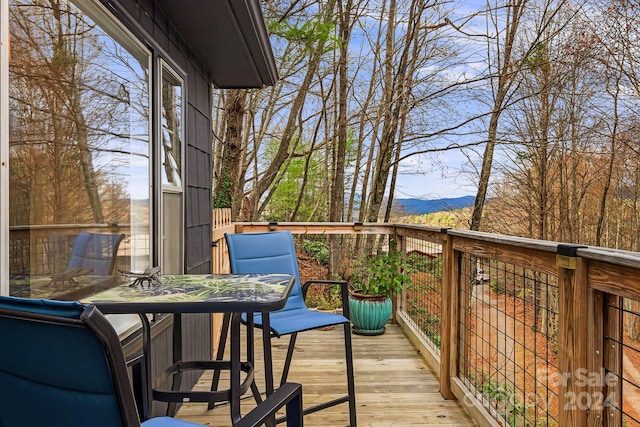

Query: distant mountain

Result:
[395,196,475,215]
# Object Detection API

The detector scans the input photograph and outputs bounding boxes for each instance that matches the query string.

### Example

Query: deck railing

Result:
[213,214,640,427]
[9,224,139,276]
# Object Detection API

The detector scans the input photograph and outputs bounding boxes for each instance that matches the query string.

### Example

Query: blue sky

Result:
[396,150,476,199]
[391,0,497,200]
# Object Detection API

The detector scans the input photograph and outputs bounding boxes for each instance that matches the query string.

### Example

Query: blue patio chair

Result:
[46,232,125,290]
[210,231,357,426]
[67,231,126,276]
[0,295,304,427]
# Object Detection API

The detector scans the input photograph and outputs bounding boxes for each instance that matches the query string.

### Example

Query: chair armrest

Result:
[301,279,348,296]
[234,382,303,427]
[302,280,350,320]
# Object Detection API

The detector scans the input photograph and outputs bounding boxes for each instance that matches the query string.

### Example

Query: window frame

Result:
[0,0,9,296]
[157,58,186,274]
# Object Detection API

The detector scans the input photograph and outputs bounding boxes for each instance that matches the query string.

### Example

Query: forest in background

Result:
[212,0,640,252]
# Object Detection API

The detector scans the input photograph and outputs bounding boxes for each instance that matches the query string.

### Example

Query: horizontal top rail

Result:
[235,222,640,261]
[9,223,130,231]
[238,223,566,253]
[235,222,395,235]
[578,246,640,268]
[447,229,560,253]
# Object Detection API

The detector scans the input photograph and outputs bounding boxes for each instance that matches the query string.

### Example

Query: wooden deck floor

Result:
[176,324,477,426]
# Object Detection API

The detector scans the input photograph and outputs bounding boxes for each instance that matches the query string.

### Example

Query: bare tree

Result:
[470,0,530,231]
[246,0,338,220]
[10,0,135,226]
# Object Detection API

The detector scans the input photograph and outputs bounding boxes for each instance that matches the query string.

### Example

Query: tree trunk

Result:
[214,89,247,218]
[470,0,527,231]
[53,0,104,224]
[595,73,620,246]
[247,0,338,220]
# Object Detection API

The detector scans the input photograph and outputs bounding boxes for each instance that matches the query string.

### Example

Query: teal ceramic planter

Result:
[348,291,393,336]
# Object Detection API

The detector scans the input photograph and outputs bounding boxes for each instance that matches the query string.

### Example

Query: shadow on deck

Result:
[176,323,477,426]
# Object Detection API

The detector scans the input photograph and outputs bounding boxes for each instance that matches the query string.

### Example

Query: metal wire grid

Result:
[604,297,640,426]
[457,252,560,426]
[402,236,444,351]
[9,232,139,276]
[9,234,76,275]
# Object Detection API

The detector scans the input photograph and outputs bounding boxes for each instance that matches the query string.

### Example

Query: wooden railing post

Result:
[602,295,622,427]
[440,229,457,400]
[557,244,589,427]
[395,228,405,325]
[587,288,607,427]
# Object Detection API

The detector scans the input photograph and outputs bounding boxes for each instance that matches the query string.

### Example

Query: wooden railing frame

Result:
[211,218,640,427]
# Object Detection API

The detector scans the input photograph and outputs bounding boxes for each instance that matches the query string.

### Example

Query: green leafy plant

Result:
[481,380,530,426]
[305,284,342,310]
[405,252,430,272]
[356,250,412,297]
[425,329,441,347]
[301,239,329,266]
[489,277,507,295]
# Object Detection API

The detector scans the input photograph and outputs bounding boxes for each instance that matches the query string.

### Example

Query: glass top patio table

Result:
[83,273,295,423]
[85,273,295,314]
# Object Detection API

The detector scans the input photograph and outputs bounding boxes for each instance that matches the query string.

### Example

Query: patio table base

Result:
[153,360,255,404]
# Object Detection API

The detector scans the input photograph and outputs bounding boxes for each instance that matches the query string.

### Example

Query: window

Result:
[161,63,183,189]
[159,61,184,274]
[6,0,152,299]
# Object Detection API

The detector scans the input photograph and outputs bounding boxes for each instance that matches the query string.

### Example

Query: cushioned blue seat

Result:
[0,295,303,427]
[212,231,356,426]
[67,231,125,276]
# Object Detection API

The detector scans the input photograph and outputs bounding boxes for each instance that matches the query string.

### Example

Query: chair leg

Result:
[128,353,148,421]
[276,325,357,426]
[259,314,277,427]
[343,322,357,427]
[209,314,266,413]
[208,312,231,410]
[280,333,298,386]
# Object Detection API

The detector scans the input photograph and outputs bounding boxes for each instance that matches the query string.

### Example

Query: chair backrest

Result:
[68,232,125,276]
[225,231,306,311]
[0,296,140,427]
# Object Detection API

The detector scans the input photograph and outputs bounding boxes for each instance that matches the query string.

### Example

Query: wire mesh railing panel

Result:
[403,236,444,351]
[458,252,560,426]
[604,296,640,426]
[10,234,76,276]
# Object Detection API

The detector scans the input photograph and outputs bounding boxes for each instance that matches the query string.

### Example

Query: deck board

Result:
[176,324,477,426]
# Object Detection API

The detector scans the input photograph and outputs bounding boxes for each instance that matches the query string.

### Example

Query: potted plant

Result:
[349,249,411,335]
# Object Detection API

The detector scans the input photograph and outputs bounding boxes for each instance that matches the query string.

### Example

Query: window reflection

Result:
[8,0,151,299]
[161,68,183,187]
